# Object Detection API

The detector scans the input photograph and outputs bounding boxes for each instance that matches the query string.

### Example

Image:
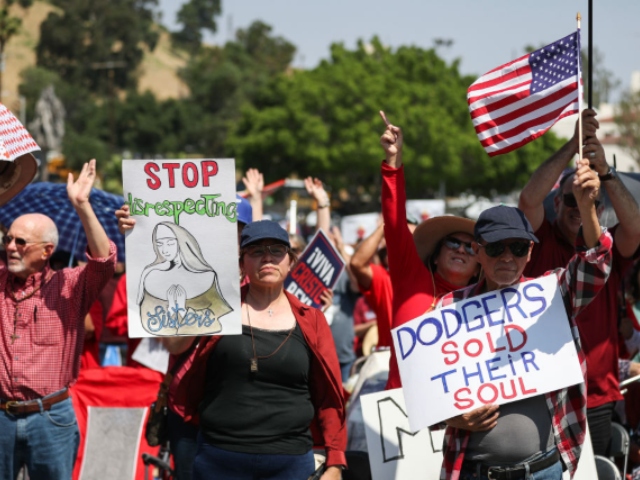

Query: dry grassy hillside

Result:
[2,1,189,116]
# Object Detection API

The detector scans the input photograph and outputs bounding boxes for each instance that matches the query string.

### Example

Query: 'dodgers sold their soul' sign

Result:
[393,275,584,432]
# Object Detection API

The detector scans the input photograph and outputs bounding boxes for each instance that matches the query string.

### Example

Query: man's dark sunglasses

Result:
[478,240,531,258]
[2,235,44,247]
[443,237,475,256]
[563,193,600,209]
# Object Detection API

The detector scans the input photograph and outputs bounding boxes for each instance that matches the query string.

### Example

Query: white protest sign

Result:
[362,389,597,480]
[393,275,583,431]
[131,338,170,373]
[362,388,444,480]
[340,213,379,245]
[123,159,242,338]
[405,199,445,222]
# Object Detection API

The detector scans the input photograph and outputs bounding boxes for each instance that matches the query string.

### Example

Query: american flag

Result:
[468,31,581,156]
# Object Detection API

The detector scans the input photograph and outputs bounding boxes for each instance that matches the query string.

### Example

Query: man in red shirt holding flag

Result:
[519,110,640,456]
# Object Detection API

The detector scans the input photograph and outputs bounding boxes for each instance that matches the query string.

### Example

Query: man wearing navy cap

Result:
[437,157,613,479]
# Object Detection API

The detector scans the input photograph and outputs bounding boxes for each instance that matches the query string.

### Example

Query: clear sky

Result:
[157,0,639,102]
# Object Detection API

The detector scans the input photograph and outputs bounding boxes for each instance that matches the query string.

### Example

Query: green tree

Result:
[616,89,640,166]
[36,0,159,93]
[179,20,296,155]
[171,0,220,51]
[0,0,33,94]
[227,38,564,207]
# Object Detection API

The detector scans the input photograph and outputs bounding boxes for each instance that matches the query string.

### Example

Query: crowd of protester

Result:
[3,108,640,480]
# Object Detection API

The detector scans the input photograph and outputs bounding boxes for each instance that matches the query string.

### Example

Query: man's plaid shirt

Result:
[436,229,613,480]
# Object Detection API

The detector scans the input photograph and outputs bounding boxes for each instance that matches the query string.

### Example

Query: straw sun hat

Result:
[412,215,476,264]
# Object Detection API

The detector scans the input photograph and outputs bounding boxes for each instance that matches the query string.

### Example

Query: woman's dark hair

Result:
[428,239,444,271]
[427,237,481,285]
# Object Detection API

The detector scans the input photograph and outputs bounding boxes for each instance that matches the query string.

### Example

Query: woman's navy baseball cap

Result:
[240,220,291,248]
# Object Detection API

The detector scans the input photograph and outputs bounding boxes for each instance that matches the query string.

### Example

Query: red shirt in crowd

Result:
[105,273,144,368]
[381,162,461,389]
[358,264,393,350]
[524,220,633,408]
[0,243,116,400]
[80,300,104,370]
[352,296,377,356]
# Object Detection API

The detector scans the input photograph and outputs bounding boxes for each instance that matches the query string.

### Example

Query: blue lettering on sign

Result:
[501,287,527,323]
[146,305,216,332]
[442,309,462,338]
[462,300,484,332]
[523,283,547,317]
[482,294,504,326]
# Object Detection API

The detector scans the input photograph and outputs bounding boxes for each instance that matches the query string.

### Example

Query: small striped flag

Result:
[468,31,581,156]
[0,102,40,161]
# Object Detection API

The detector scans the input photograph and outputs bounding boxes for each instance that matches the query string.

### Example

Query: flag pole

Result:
[588,0,593,109]
[577,12,583,164]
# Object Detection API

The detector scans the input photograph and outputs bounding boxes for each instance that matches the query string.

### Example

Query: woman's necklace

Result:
[247,290,279,317]
[245,302,294,374]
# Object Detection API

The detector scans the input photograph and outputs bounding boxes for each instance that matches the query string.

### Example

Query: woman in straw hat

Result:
[379,112,480,389]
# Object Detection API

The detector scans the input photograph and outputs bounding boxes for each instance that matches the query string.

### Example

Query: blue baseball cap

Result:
[236,194,252,225]
[240,220,290,249]
[475,205,539,243]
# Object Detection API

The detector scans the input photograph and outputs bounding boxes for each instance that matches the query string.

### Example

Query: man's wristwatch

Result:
[599,166,616,182]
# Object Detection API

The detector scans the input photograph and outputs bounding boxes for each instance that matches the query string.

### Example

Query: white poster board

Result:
[340,213,380,245]
[362,388,597,480]
[362,388,444,480]
[122,159,242,338]
[405,199,446,222]
[393,275,584,431]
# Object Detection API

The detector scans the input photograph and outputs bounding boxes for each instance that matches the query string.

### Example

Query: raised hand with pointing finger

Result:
[379,110,403,168]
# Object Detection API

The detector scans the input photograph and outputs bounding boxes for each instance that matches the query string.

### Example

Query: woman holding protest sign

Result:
[156,220,345,480]
[379,111,481,389]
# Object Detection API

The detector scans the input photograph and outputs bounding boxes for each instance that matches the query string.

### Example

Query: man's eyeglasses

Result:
[2,235,46,248]
[245,244,290,258]
[478,240,531,258]
[562,193,601,209]
[442,237,475,256]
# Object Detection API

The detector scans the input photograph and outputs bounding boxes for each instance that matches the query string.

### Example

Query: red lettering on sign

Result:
[144,163,161,190]
[162,163,180,188]
[202,161,218,186]
[442,341,459,366]
[183,162,199,188]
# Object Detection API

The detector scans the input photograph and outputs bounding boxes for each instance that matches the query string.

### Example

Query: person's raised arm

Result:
[242,168,264,222]
[329,225,359,293]
[573,157,602,248]
[380,110,403,169]
[67,159,110,258]
[585,134,640,258]
[350,223,384,291]
[518,109,597,231]
[305,177,331,234]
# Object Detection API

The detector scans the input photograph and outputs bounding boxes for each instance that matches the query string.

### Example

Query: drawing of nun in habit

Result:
[138,221,232,336]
